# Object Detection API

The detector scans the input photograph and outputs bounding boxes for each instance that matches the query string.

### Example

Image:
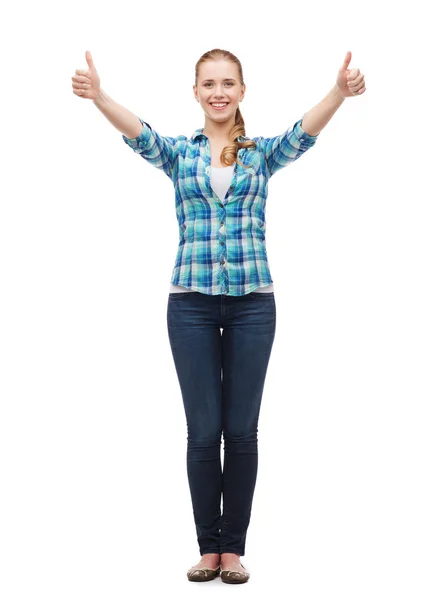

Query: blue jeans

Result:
[167,290,277,556]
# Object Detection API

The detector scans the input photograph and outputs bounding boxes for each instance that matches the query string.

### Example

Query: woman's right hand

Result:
[72,50,101,100]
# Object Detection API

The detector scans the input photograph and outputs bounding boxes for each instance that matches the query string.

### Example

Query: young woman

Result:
[72,47,365,584]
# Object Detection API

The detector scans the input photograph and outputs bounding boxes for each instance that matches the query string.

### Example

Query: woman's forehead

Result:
[198,60,238,80]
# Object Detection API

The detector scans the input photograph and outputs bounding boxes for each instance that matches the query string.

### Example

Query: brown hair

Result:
[195,48,257,169]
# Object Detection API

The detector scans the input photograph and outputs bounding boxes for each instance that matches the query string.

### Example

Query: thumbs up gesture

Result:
[72,50,101,100]
[336,51,366,98]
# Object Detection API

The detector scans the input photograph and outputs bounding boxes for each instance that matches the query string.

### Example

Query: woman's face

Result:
[194,59,245,124]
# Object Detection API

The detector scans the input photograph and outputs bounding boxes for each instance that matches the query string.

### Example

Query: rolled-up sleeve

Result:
[122,117,177,180]
[254,116,319,178]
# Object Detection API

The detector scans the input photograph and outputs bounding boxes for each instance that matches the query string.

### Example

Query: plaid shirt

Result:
[122,115,319,296]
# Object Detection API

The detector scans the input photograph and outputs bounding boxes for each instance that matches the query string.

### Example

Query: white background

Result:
[1,0,442,598]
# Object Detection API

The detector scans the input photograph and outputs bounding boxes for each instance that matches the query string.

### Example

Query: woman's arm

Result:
[93,88,177,180]
[301,84,345,137]
[93,89,143,139]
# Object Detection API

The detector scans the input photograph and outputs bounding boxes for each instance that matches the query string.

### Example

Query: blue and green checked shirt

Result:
[122,115,319,296]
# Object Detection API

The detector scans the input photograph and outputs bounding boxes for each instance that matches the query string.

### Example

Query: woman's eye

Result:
[204,82,233,87]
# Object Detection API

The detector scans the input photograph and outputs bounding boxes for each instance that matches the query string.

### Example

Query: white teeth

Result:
[212,103,227,107]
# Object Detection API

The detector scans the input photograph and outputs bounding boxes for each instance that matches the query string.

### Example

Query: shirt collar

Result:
[191,128,247,142]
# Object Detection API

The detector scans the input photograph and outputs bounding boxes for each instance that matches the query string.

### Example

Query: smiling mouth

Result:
[210,103,229,110]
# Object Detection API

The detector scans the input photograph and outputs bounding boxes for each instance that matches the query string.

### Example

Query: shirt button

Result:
[219,203,223,208]
[221,241,225,245]
[229,185,234,191]
[220,221,224,226]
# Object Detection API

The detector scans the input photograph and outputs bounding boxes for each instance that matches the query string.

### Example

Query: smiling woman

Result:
[73,42,367,585]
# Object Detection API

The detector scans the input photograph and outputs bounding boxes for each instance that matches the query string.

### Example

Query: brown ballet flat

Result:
[220,562,250,584]
[187,564,221,582]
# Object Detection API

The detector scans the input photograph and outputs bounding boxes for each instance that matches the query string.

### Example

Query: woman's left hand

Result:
[336,51,366,98]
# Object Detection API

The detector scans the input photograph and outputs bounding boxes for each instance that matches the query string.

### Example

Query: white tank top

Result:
[170,164,274,294]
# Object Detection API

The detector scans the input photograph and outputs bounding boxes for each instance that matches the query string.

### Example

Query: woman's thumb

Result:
[85,50,95,70]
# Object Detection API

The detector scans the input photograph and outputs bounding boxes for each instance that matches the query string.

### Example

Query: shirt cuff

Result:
[122,117,151,150]
[296,115,319,144]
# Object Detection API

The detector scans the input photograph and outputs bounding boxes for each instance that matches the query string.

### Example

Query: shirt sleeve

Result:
[254,115,319,178]
[122,117,177,181]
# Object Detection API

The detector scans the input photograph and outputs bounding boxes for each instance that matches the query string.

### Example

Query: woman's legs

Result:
[166,291,276,557]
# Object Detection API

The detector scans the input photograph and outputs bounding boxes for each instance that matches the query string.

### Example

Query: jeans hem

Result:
[220,548,244,556]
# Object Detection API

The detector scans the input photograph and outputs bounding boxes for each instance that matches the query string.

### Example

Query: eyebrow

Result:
[201,78,236,83]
